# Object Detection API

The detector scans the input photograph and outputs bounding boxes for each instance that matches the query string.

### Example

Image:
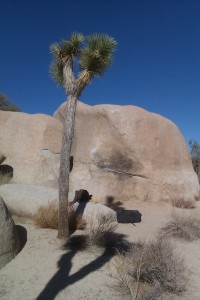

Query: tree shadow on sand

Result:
[36,233,129,300]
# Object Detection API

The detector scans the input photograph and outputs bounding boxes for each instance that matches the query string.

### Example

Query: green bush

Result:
[0,93,20,112]
[189,140,200,183]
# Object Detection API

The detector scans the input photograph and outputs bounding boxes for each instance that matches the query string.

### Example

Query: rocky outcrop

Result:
[0,111,63,187]
[0,184,58,216]
[54,101,199,203]
[0,196,20,269]
[0,103,198,204]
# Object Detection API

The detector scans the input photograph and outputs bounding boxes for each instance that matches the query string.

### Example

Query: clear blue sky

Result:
[1,0,199,144]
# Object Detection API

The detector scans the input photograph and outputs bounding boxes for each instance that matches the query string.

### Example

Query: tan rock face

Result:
[0,184,58,216]
[54,101,199,203]
[0,104,198,204]
[72,201,117,224]
[0,111,63,187]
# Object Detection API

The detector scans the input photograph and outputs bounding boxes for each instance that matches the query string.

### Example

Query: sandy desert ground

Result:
[0,200,200,300]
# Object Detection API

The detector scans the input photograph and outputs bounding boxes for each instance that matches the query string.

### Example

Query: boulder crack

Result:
[74,159,147,179]
[103,167,148,178]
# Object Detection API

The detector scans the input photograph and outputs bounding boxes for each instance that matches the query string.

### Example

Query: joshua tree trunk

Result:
[58,94,78,239]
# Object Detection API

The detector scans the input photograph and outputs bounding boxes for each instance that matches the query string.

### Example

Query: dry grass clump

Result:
[33,203,118,249]
[64,213,121,251]
[34,203,125,252]
[161,213,200,241]
[33,202,85,231]
[113,236,187,299]
[171,198,196,209]
[33,202,58,229]
[84,214,118,248]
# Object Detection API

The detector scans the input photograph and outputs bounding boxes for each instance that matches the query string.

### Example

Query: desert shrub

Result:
[66,213,129,251]
[84,214,118,248]
[161,213,200,241]
[33,202,85,231]
[189,140,200,182]
[0,93,20,112]
[171,198,196,209]
[63,213,122,251]
[34,204,123,250]
[33,202,58,229]
[113,236,187,299]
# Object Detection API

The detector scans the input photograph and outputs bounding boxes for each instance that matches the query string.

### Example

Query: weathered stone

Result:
[0,111,63,187]
[0,184,58,216]
[54,101,199,203]
[72,201,117,224]
[0,102,198,205]
[0,196,20,269]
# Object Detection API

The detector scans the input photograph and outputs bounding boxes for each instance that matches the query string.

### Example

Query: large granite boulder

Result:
[0,102,198,204]
[0,184,58,216]
[0,111,63,187]
[0,196,20,269]
[54,101,199,203]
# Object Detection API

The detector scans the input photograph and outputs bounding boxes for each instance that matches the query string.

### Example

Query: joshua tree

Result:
[50,32,117,238]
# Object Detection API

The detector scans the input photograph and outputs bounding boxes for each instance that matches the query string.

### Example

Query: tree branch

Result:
[63,58,77,95]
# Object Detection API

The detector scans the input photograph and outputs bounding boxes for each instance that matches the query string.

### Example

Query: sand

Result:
[0,201,200,300]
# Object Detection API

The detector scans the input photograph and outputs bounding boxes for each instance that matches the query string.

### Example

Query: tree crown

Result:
[50,32,117,95]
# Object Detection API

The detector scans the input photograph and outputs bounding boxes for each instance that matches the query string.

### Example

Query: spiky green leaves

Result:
[50,32,117,91]
[50,32,84,61]
[50,61,63,86]
[79,34,117,77]
[50,32,84,86]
